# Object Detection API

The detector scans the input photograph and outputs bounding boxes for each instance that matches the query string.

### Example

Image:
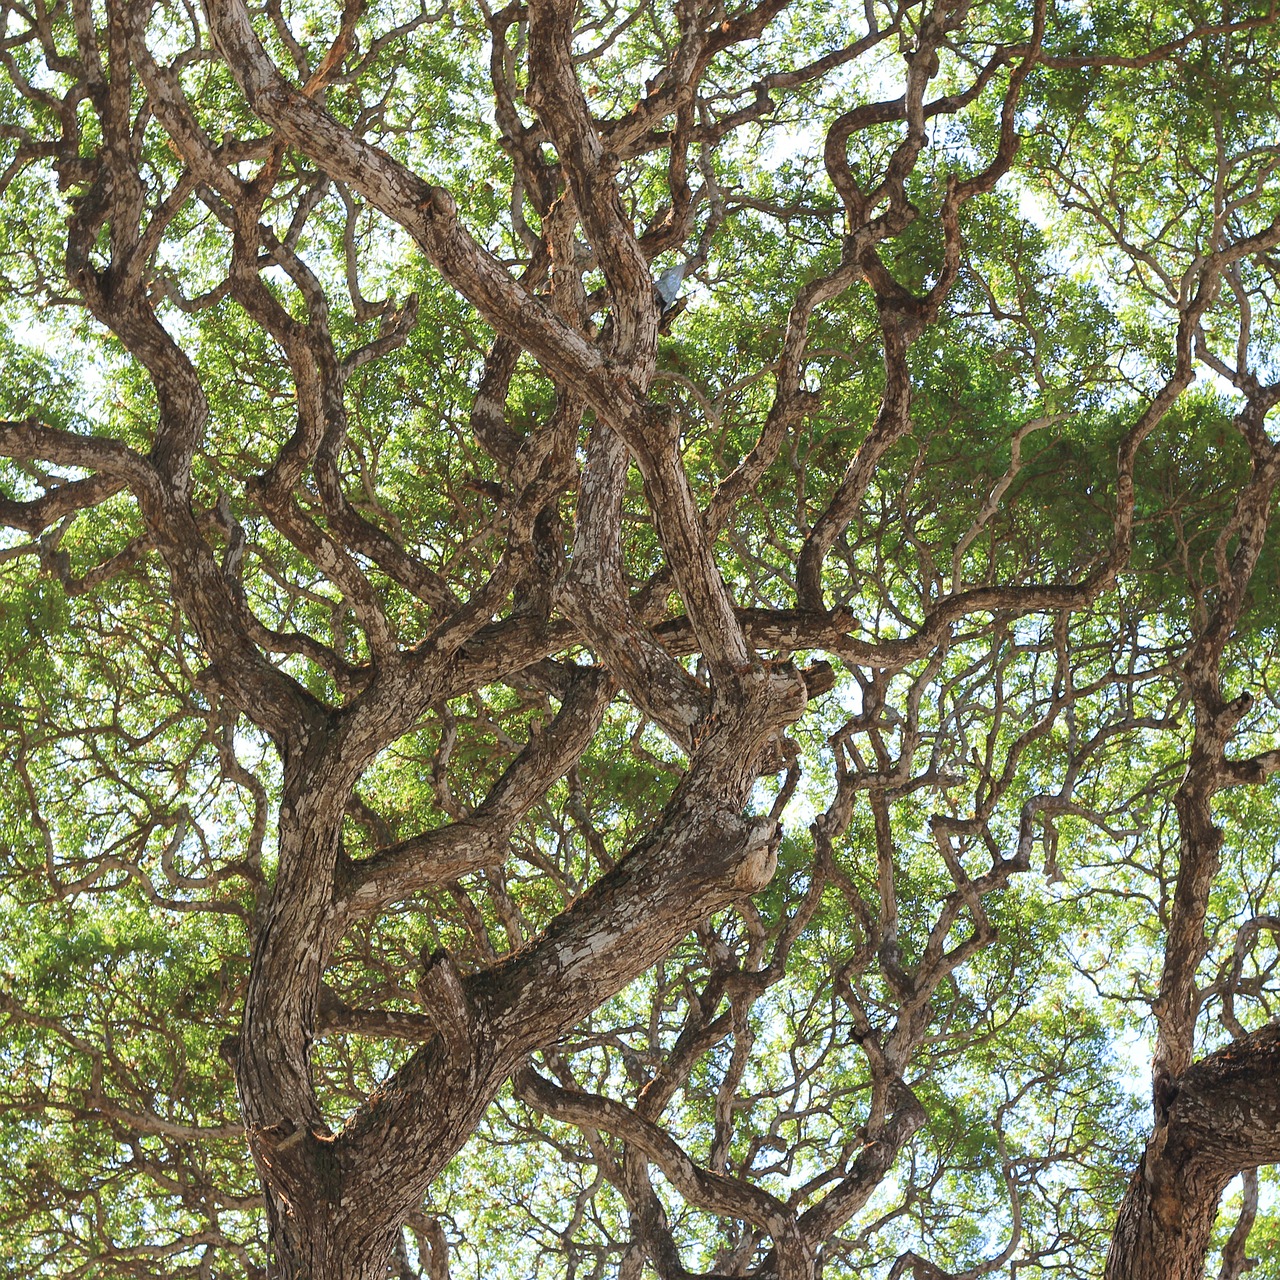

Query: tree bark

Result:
[1105,1025,1280,1280]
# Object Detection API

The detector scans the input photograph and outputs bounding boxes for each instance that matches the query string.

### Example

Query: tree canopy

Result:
[3,1,1280,1277]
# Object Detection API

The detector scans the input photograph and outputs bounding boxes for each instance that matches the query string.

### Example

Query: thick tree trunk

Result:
[1104,1155,1232,1280]
[229,676,813,1278]
[1105,1025,1280,1279]
[267,1214,396,1280]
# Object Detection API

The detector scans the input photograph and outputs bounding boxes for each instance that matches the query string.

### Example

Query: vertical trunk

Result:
[1104,1026,1280,1280]
[1104,1156,1231,1280]
[267,1212,400,1280]
[235,749,365,1280]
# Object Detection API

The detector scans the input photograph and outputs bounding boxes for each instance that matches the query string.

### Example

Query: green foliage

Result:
[1,0,1280,1276]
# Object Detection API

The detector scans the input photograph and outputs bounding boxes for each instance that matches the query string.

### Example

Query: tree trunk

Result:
[1105,1025,1280,1279]
[1104,1156,1232,1280]
[267,1208,401,1280]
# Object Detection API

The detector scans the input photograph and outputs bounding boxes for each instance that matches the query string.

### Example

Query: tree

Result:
[3,0,1280,1276]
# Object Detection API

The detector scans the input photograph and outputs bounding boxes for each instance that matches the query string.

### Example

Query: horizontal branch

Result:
[0,418,152,486]
[0,472,127,534]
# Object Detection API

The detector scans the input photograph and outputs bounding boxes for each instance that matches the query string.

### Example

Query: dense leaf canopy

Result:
[2,1,1280,1278]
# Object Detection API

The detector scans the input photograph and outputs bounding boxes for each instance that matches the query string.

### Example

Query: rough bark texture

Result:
[1106,1027,1280,1280]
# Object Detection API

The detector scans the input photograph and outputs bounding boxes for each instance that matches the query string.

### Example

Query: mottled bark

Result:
[1106,1027,1280,1280]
